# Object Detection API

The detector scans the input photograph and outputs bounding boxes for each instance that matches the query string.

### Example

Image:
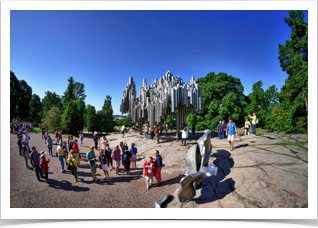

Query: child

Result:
[68,150,79,183]
[99,150,109,179]
[226,116,238,151]
[40,151,53,187]
[244,118,251,135]
[143,156,156,189]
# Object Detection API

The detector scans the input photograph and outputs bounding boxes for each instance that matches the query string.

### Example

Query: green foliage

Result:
[185,113,197,128]
[75,99,85,132]
[29,94,42,123]
[163,114,176,127]
[62,77,75,109]
[87,104,97,133]
[196,72,246,130]
[95,110,104,133]
[278,10,308,127]
[61,100,82,134]
[42,91,62,114]
[10,71,21,120]
[115,117,132,128]
[102,95,115,133]
[40,107,62,132]
[265,106,293,133]
[295,116,307,133]
[74,82,87,103]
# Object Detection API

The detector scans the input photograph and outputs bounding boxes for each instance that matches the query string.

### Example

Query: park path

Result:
[10,129,308,208]
[10,130,189,208]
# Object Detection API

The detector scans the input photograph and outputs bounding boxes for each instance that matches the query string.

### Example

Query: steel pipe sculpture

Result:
[120,70,202,137]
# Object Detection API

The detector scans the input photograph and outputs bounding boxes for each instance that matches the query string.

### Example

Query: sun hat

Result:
[40,151,47,158]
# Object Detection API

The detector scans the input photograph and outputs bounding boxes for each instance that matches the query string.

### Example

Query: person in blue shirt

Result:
[153,150,163,186]
[217,121,223,140]
[86,146,98,183]
[226,116,237,151]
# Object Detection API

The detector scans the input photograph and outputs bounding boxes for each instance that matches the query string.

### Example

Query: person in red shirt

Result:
[154,126,159,144]
[143,157,156,189]
[72,140,80,163]
[40,151,53,187]
[55,130,59,145]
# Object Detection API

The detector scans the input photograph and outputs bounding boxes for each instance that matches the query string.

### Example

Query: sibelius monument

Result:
[120,70,202,137]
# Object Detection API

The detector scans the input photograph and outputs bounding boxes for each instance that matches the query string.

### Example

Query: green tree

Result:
[163,114,176,127]
[87,104,97,133]
[29,94,42,123]
[74,82,87,103]
[95,111,104,133]
[41,91,62,115]
[278,10,308,127]
[265,106,293,133]
[75,99,85,132]
[18,79,33,120]
[40,107,62,132]
[196,72,246,130]
[62,77,75,109]
[102,95,115,134]
[62,100,81,134]
[10,71,21,120]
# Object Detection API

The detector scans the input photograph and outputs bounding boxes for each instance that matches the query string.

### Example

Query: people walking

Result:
[121,124,126,138]
[120,141,128,156]
[79,132,84,146]
[122,148,131,174]
[55,129,59,144]
[101,136,108,153]
[57,142,66,173]
[181,127,188,146]
[72,139,80,160]
[22,141,31,169]
[105,144,114,171]
[86,146,98,183]
[192,124,196,137]
[143,157,156,189]
[248,113,257,135]
[153,150,163,186]
[154,126,159,144]
[244,118,251,135]
[99,150,109,179]
[40,151,53,186]
[58,129,63,144]
[144,124,149,139]
[93,133,98,150]
[17,135,23,156]
[23,131,31,152]
[226,116,238,151]
[221,121,227,139]
[150,126,154,140]
[130,143,138,170]
[47,136,53,156]
[111,145,121,175]
[30,146,45,181]
[68,150,79,183]
[217,121,223,140]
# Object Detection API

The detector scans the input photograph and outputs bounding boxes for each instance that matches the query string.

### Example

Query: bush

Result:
[265,106,293,133]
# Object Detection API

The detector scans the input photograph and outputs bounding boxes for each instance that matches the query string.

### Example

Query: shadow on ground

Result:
[50,179,90,192]
[194,149,235,204]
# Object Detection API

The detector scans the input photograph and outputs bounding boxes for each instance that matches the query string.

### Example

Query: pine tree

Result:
[87,104,97,134]
[62,100,80,134]
[278,10,308,127]
[102,95,114,134]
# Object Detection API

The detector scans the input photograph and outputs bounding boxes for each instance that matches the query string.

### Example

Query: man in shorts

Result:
[226,116,237,151]
[86,146,98,183]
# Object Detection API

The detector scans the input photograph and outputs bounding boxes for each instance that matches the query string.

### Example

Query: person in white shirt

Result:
[121,124,126,138]
[244,119,251,135]
[23,131,31,152]
[181,127,188,146]
[144,124,149,139]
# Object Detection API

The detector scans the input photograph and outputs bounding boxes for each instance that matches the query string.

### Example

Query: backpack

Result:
[256,118,259,124]
[122,152,130,164]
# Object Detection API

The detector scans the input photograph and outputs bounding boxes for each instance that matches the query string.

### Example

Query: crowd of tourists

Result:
[11,119,34,134]
[14,124,163,189]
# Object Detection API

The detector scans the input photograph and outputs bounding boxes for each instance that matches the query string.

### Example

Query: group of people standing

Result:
[11,119,34,134]
[215,113,258,151]
[14,120,165,189]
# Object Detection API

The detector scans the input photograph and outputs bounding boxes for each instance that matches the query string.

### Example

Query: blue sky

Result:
[10,10,308,115]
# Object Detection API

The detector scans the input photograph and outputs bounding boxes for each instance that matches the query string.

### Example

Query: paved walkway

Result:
[10,130,308,208]
[167,132,308,208]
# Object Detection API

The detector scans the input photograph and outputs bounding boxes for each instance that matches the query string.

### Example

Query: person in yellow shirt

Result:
[248,113,257,135]
[57,142,66,173]
[67,150,79,183]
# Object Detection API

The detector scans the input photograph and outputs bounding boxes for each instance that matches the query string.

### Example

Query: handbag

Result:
[90,160,95,165]
[67,163,72,170]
